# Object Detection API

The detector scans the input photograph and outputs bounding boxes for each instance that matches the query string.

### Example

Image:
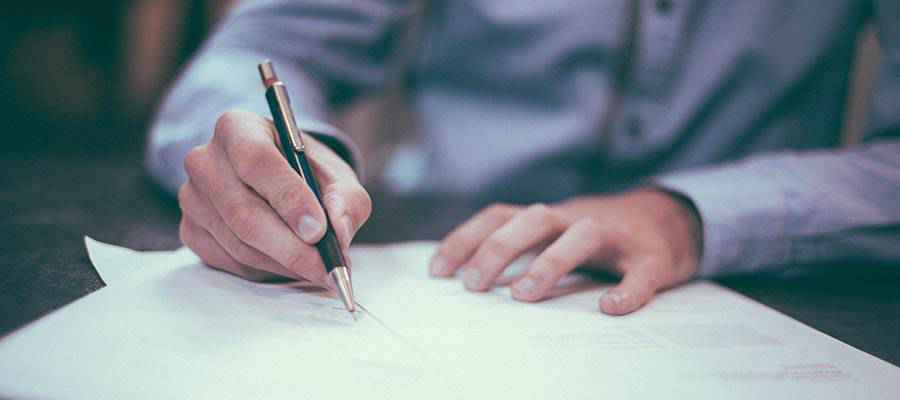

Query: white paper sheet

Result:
[0,238,897,399]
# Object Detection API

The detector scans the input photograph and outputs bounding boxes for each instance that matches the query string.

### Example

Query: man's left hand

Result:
[429,188,702,315]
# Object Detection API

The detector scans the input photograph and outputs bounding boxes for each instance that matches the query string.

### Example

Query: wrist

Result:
[643,186,703,275]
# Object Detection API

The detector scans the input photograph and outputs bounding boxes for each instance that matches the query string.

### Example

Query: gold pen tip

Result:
[329,267,356,314]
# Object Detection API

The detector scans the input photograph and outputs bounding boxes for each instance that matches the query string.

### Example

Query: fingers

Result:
[430,203,519,277]
[180,215,241,271]
[210,109,371,263]
[213,111,327,244]
[510,219,615,302]
[179,216,282,282]
[180,110,372,285]
[432,191,694,315]
[508,217,666,315]
[461,204,566,291]
[178,182,299,279]
[598,262,663,315]
[183,141,327,283]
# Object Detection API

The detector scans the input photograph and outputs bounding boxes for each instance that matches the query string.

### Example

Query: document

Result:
[0,238,897,399]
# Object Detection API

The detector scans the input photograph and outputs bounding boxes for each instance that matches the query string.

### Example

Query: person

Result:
[146,1,900,315]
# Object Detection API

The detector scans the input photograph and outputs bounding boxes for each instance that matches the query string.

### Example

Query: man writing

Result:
[147,1,900,315]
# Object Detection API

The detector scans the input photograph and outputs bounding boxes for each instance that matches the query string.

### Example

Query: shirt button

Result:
[626,115,643,139]
[655,0,674,15]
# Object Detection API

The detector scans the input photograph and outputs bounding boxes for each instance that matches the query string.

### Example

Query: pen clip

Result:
[276,92,306,154]
[259,61,306,154]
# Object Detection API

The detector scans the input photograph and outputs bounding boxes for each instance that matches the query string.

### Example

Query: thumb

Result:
[599,262,664,315]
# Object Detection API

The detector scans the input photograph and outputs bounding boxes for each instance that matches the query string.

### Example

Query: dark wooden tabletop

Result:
[1,151,898,367]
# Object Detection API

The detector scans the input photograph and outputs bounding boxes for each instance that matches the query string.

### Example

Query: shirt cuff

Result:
[653,164,791,277]
[305,126,365,181]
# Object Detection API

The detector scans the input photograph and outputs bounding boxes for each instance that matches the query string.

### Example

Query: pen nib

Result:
[329,267,356,313]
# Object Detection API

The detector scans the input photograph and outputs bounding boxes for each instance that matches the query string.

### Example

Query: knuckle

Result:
[442,234,478,262]
[575,218,604,238]
[272,183,310,216]
[481,236,514,260]
[224,204,262,242]
[231,219,263,245]
[484,203,514,218]
[544,253,568,271]
[183,146,209,178]
[522,272,549,290]
[228,242,261,267]
[214,110,247,140]
[536,253,569,274]
[222,198,249,222]
[524,203,558,226]
[233,143,273,181]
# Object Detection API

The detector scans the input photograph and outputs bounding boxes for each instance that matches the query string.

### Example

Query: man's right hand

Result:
[178,110,371,283]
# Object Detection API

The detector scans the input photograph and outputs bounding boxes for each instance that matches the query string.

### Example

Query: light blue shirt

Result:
[147,0,900,277]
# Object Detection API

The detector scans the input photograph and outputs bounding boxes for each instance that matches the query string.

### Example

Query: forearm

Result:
[656,139,900,277]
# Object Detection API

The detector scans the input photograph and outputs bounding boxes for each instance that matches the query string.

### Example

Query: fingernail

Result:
[429,256,448,276]
[297,215,323,243]
[601,292,624,312]
[463,268,482,290]
[512,276,537,297]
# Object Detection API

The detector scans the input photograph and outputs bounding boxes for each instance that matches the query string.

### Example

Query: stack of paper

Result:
[0,238,896,399]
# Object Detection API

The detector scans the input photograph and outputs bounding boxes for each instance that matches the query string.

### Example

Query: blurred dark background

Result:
[0,0,235,155]
[0,1,238,338]
[0,0,411,180]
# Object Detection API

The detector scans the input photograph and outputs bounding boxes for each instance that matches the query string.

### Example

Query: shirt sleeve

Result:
[145,0,418,195]
[654,1,900,277]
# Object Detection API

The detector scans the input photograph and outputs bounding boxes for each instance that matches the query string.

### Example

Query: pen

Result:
[258,60,357,317]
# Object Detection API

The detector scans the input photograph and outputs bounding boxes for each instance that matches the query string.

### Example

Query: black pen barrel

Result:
[265,88,347,273]
[260,60,356,314]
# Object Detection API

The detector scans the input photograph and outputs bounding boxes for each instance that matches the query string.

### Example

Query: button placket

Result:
[633,0,690,93]
[655,0,674,15]
[626,114,644,139]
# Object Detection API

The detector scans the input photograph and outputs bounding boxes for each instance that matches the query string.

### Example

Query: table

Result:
[1,152,898,367]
